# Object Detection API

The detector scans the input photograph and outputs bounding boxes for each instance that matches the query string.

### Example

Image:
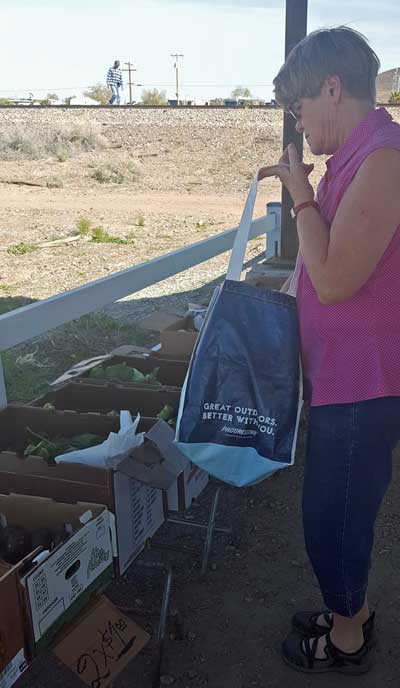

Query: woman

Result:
[259,26,400,674]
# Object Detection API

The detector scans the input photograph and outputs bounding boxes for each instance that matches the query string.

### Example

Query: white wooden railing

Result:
[0,207,280,408]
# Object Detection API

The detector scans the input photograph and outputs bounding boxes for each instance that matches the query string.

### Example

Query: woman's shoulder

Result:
[349,121,400,173]
[368,118,400,149]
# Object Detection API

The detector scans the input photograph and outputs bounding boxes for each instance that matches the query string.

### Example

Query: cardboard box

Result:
[0,563,29,687]
[31,383,208,512]
[31,382,181,420]
[0,493,113,655]
[0,406,165,576]
[51,346,189,388]
[0,649,28,688]
[137,421,209,512]
[139,311,198,359]
[53,596,149,688]
[91,419,208,513]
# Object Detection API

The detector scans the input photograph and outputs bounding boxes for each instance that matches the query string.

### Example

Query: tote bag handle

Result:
[226,174,259,282]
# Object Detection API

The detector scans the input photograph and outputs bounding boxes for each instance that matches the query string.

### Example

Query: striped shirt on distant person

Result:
[107,67,123,87]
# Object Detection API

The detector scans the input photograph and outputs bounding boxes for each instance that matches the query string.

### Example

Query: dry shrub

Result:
[91,161,140,184]
[0,119,107,160]
[46,176,63,188]
[0,132,40,159]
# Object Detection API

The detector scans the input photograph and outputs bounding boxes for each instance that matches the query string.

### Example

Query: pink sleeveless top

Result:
[296,107,400,406]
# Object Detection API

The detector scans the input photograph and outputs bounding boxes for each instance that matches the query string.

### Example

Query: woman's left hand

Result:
[258,142,315,206]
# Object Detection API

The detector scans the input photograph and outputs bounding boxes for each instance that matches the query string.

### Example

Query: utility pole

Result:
[280,0,308,263]
[123,61,139,104]
[392,68,400,93]
[170,53,184,104]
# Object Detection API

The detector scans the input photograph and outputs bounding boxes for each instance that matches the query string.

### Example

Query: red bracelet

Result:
[291,200,320,219]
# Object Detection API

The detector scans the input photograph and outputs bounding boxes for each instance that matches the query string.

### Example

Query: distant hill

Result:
[376,68,400,103]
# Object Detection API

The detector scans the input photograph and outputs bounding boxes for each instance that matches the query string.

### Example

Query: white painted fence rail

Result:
[0,210,277,408]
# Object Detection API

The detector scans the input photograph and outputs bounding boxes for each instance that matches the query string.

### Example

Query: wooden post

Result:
[280,0,308,262]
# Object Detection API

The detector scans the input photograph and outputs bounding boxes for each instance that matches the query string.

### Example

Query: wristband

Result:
[291,200,320,219]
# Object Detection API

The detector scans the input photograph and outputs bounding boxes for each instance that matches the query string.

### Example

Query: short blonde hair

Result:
[273,26,380,109]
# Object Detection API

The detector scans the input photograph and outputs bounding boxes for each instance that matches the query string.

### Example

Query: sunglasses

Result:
[287,106,301,123]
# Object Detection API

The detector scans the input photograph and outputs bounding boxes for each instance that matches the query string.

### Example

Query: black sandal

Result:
[292,609,375,645]
[282,631,372,674]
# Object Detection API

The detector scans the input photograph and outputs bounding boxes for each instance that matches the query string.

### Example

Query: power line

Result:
[0,82,275,95]
[139,83,275,87]
[0,86,91,93]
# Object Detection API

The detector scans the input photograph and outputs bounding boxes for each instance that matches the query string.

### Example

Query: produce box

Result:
[0,407,166,575]
[0,562,29,688]
[31,382,181,422]
[138,311,201,359]
[142,421,209,512]
[28,395,207,512]
[51,346,188,388]
[0,493,113,656]
[0,647,28,688]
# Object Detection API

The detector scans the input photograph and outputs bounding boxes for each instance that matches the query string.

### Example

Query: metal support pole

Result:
[156,565,173,642]
[167,516,231,535]
[0,357,7,410]
[134,558,173,688]
[201,486,221,576]
[280,0,308,262]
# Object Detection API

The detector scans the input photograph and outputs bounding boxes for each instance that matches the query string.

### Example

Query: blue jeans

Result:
[109,84,121,105]
[303,397,400,617]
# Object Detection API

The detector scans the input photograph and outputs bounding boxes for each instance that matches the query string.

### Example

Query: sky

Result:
[0,0,399,103]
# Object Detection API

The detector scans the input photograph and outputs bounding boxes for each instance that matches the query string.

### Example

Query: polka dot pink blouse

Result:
[296,108,400,406]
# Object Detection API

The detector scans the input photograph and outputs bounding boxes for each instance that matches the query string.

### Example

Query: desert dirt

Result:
[2,106,400,688]
[0,106,321,303]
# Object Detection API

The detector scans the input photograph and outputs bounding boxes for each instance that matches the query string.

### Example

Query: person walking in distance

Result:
[107,60,123,105]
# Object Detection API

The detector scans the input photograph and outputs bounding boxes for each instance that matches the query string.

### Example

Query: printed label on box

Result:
[26,510,112,642]
[114,473,164,574]
[0,649,28,688]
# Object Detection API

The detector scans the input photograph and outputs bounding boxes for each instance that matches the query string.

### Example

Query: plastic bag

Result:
[54,411,144,468]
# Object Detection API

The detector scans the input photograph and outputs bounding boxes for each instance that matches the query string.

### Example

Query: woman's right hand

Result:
[258,144,314,206]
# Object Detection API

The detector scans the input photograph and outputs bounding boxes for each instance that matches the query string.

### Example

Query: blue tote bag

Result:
[175,176,303,487]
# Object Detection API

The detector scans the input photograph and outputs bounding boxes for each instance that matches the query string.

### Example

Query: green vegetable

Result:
[89,364,106,379]
[130,368,147,383]
[24,430,59,462]
[157,404,175,422]
[89,361,162,386]
[146,367,160,382]
[69,433,104,449]
[130,365,161,387]
[23,428,104,463]
[43,403,56,412]
[105,362,136,382]
[36,446,51,460]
